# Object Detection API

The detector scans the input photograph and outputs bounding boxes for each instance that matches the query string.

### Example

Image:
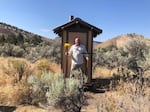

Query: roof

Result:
[53,18,102,37]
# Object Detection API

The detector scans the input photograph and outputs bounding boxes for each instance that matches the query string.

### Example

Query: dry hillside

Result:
[0,22,57,44]
[96,33,150,48]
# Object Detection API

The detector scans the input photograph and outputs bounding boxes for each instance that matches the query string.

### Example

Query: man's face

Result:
[75,38,80,45]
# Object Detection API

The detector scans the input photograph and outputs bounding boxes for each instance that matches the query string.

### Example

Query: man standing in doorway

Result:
[66,37,89,78]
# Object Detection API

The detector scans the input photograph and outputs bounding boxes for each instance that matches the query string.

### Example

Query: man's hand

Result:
[86,57,89,68]
[86,57,89,61]
[65,52,68,56]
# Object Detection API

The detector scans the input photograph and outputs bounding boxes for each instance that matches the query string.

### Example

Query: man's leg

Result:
[72,64,86,82]
[70,64,77,78]
[80,63,87,83]
[70,64,83,79]
[81,63,86,75]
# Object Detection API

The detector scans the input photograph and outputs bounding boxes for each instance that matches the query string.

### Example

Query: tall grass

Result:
[2,58,33,83]
[96,77,150,112]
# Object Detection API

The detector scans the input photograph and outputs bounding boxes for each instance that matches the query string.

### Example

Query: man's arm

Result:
[65,45,73,56]
[82,45,89,61]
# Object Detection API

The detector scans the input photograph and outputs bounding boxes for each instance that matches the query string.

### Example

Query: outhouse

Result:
[53,16,102,82]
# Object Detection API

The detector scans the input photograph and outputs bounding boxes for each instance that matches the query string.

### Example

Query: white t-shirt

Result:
[68,44,88,64]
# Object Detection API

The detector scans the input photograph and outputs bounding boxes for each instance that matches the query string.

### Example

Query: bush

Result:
[12,46,24,57]
[36,59,51,71]
[27,72,85,111]
[35,59,54,77]
[93,47,122,69]
[0,44,25,57]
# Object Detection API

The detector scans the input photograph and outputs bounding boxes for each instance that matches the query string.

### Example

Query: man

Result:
[66,37,88,78]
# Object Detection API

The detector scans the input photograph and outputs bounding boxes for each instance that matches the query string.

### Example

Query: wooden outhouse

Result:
[53,17,102,82]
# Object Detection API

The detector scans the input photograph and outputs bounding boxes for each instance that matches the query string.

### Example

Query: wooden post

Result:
[87,30,92,83]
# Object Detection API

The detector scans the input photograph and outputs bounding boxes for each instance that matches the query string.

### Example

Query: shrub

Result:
[93,47,122,69]
[27,72,85,111]
[35,59,53,77]
[12,46,24,57]
[36,59,51,71]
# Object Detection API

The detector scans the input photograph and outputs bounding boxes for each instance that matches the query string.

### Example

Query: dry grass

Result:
[0,59,15,85]
[93,66,117,79]
[90,66,150,112]
[15,105,62,112]
[83,81,150,112]
[0,57,31,105]
[35,59,61,76]
[97,83,150,112]
[0,57,61,84]
[0,83,29,105]
[0,57,34,84]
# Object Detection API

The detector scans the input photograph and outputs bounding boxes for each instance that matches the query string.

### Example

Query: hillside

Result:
[0,22,61,62]
[0,22,56,43]
[93,41,102,48]
[96,33,150,48]
[0,22,35,36]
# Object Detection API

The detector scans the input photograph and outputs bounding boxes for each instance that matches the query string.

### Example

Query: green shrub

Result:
[12,46,24,57]
[27,72,82,108]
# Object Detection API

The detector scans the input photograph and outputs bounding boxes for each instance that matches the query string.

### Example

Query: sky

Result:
[0,0,150,42]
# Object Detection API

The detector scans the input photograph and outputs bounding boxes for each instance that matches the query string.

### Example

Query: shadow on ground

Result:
[0,106,16,112]
[84,77,119,93]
